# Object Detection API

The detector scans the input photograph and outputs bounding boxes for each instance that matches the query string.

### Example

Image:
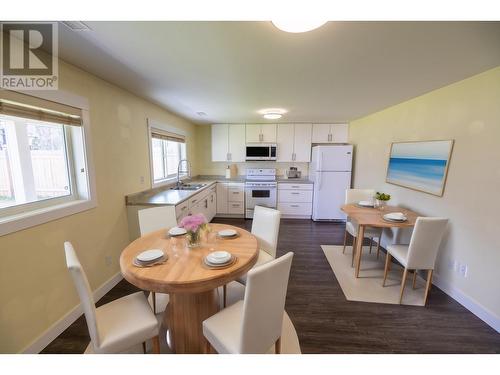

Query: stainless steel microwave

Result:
[245,144,277,161]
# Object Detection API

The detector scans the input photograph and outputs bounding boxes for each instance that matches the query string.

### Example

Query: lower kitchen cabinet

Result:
[216,182,245,216]
[277,182,313,219]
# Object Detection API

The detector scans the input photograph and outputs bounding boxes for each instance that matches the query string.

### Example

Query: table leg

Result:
[165,289,218,353]
[355,225,365,278]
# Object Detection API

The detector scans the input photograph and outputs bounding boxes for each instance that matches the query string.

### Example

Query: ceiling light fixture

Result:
[272,19,327,33]
[258,108,287,120]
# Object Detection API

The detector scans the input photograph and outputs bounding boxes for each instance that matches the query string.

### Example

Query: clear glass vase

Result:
[186,230,202,248]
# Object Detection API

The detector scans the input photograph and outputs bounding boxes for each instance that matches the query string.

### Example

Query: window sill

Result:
[0,198,97,236]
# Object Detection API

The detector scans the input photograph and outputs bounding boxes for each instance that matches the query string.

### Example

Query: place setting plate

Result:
[167,226,187,238]
[217,229,239,240]
[133,249,168,267]
[382,212,408,223]
[356,200,375,208]
[203,250,237,270]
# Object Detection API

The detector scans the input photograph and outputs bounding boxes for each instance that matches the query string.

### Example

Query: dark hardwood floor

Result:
[42,219,500,354]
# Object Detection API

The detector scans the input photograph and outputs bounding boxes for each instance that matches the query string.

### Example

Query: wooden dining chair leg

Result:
[369,238,373,253]
[399,268,409,304]
[342,230,348,254]
[423,270,434,305]
[223,284,227,308]
[152,335,160,354]
[152,292,156,314]
[351,236,357,267]
[275,337,281,354]
[142,342,146,354]
[376,238,381,259]
[383,253,391,286]
[412,270,418,289]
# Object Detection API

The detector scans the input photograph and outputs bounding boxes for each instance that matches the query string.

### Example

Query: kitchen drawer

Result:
[278,189,313,203]
[278,202,312,216]
[278,183,313,191]
[175,201,189,218]
[227,183,244,190]
[228,202,245,214]
[228,188,244,202]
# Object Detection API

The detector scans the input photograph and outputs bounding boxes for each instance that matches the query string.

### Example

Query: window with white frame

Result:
[0,91,91,221]
[150,128,187,184]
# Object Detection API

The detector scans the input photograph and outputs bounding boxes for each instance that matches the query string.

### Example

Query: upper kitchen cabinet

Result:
[277,123,312,162]
[312,123,349,144]
[211,124,246,162]
[246,124,277,143]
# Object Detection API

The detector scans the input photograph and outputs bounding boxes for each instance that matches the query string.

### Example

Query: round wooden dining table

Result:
[120,223,259,353]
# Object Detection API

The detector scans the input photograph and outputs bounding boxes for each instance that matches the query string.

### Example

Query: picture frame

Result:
[386,140,454,197]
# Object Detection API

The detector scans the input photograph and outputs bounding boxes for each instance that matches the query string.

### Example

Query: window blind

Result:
[151,127,185,143]
[0,90,82,126]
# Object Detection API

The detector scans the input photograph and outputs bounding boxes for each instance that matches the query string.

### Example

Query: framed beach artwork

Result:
[386,140,454,196]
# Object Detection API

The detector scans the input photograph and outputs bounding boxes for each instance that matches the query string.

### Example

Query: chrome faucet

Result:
[177,159,191,188]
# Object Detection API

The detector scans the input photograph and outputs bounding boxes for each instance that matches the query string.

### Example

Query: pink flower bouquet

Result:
[179,214,208,247]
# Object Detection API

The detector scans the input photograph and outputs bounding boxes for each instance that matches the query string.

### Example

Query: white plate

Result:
[218,229,237,238]
[136,249,164,262]
[358,200,374,207]
[204,256,233,267]
[383,212,407,221]
[168,227,187,237]
[207,251,231,264]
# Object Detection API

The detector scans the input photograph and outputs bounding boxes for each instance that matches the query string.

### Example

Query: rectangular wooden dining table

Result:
[341,204,420,278]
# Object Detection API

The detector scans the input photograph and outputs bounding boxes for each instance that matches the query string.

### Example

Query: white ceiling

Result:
[57,21,500,124]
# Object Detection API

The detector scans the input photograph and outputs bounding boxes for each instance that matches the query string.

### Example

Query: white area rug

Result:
[321,245,427,306]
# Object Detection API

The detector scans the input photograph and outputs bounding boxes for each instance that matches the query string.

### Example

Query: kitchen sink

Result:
[170,183,206,191]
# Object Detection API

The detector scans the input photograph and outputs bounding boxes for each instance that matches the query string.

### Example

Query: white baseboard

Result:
[432,273,500,333]
[21,271,123,353]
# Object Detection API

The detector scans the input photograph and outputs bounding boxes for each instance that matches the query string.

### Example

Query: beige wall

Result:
[349,67,500,323]
[0,60,199,353]
[194,125,310,177]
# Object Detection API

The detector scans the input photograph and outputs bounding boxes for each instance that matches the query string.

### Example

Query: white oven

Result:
[245,168,277,218]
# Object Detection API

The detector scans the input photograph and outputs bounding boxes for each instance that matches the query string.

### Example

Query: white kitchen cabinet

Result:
[208,190,216,221]
[211,124,246,162]
[216,182,245,216]
[312,123,349,144]
[246,124,276,143]
[276,123,312,162]
[278,182,313,218]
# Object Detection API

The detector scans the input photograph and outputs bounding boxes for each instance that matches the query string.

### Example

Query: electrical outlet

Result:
[459,263,468,278]
[105,256,112,266]
[140,176,145,185]
[453,260,460,272]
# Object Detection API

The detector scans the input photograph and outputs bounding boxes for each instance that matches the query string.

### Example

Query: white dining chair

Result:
[343,189,383,265]
[138,206,176,315]
[382,217,448,304]
[64,242,160,353]
[203,252,294,354]
[237,205,281,284]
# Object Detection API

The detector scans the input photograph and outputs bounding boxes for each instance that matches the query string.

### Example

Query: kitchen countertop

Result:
[125,174,314,207]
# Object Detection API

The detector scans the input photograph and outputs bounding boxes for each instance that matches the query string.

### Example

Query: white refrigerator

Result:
[310,145,353,221]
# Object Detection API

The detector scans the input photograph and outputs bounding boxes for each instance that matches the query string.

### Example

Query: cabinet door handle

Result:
[232,191,239,194]
[291,185,300,188]
[181,206,187,211]
[191,199,197,203]
[291,205,299,208]
[232,204,240,207]
[291,192,300,195]
[205,200,208,208]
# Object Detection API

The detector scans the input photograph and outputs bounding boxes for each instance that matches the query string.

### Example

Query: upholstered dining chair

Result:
[382,217,448,304]
[203,252,294,354]
[138,206,176,315]
[237,205,281,284]
[343,189,383,265]
[64,242,160,353]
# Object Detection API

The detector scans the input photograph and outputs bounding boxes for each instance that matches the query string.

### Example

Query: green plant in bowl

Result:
[375,192,391,201]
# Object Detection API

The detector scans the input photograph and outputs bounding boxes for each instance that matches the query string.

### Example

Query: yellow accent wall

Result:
[0,59,199,353]
[349,66,500,323]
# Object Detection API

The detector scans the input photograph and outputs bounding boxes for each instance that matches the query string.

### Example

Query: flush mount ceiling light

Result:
[272,19,328,33]
[258,108,287,120]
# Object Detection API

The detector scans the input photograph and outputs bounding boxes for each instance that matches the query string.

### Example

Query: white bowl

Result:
[168,227,187,237]
[207,251,231,264]
[358,200,374,207]
[136,249,164,262]
[384,212,407,221]
[218,229,237,237]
